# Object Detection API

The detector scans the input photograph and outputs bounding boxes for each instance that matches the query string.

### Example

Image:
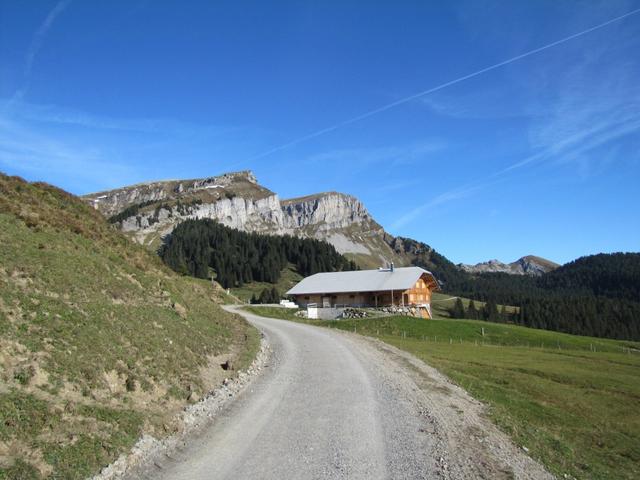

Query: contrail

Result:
[241,6,640,164]
[8,0,72,106]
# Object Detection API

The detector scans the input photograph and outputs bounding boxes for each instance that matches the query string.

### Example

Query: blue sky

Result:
[1,1,639,265]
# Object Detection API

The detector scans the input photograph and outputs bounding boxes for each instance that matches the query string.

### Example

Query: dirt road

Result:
[149,306,553,479]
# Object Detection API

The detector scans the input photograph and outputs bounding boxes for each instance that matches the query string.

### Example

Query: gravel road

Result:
[149,306,554,480]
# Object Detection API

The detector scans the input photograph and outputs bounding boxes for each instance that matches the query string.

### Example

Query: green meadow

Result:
[245,306,640,480]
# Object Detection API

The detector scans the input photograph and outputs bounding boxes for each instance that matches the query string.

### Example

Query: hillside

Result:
[540,252,640,299]
[0,174,258,479]
[448,253,640,340]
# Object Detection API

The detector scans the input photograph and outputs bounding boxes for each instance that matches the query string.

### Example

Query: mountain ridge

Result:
[83,171,406,268]
[459,255,560,276]
[83,170,555,275]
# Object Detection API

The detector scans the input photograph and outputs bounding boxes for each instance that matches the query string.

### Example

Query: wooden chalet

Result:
[286,265,440,318]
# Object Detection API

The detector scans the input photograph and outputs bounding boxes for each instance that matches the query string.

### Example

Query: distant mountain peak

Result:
[459,255,559,276]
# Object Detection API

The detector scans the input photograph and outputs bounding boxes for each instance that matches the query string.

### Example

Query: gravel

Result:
[92,334,271,480]
[96,306,554,480]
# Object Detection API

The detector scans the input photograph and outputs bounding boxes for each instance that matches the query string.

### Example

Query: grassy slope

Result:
[244,306,640,480]
[0,175,259,480]
[430,291,519,318]
[230,265,303,303]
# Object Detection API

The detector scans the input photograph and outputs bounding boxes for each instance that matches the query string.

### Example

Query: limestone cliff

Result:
[83,171,555,275]
[83,172,402,266]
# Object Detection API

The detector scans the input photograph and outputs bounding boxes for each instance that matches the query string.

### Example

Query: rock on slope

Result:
[459,255,560,276]
[83,171,408,269]
[0,174,258,479]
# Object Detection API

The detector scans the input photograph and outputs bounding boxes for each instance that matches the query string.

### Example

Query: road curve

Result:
[150,306,552,480]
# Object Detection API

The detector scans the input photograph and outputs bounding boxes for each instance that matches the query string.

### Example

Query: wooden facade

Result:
[290,272,438,318]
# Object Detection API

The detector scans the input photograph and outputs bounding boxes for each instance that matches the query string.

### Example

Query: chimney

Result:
[390,262,394,272]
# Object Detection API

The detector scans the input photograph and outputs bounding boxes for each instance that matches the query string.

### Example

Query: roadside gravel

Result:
[140,306,554,480]
[347,334,554,479]
[92,335,271,480]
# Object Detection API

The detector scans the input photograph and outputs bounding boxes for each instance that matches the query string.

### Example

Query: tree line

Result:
[444,253,640,341]
[159,219,357,289]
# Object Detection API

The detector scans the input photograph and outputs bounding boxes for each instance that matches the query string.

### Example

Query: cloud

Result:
[393,67,640,229]
[240,5,640,165]
[11,1,72,103]
[0,117,135,192]
[25,1,72,77]
[390,183,489,230]
[515,12,640,175]
[1,99,236,138]
[420,89,529,120]
[304,141,446,169]
[399,4,640,227]
[0,99,261,193]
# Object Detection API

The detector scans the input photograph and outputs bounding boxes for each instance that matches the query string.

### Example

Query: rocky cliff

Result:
[84,171,558,275]
[459,255,559,276]
[83,171,403,267]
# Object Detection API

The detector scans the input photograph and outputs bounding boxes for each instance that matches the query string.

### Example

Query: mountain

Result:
[459,255,560,276]
[449,252,640,340]
[83,171,563,281]
[83,170,410,269]
[0,174,258,479]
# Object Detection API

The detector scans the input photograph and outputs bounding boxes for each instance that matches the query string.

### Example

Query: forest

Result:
[444,253,640,341]
[160,219,357,289]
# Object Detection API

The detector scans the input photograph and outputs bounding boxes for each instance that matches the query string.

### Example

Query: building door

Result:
[322,296,331,308]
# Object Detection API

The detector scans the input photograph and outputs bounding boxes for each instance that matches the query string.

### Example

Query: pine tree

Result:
[270,287,280,303]
[450,298,465,319]
[467,300,478,320]
[482,300,499,322]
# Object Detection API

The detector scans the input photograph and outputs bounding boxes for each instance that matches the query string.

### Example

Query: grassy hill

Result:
[230,265,303,303]
[0,174,259,479]
[246,306,640,480]
[429,291,518,319]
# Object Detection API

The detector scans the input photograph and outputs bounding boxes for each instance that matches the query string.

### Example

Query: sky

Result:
[1,1,639,265]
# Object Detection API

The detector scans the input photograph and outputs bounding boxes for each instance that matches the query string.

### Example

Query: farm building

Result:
[286,265,440,318]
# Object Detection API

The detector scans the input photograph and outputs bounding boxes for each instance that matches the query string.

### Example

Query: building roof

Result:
[286,266,438,295]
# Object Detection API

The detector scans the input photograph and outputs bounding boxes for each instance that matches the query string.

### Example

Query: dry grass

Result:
[0,174,260,479]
